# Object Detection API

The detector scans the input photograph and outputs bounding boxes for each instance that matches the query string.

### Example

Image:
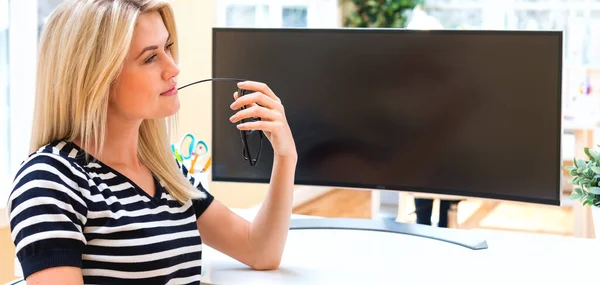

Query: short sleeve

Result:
[175,160,215,219]
[8,153,88,279]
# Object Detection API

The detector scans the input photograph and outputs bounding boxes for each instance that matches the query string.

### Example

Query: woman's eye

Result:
[165,42,174,52]
[144,43,173,64]
[145,54,157,64]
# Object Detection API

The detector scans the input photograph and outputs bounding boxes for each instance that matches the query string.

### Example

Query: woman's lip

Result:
[161,86,177,96]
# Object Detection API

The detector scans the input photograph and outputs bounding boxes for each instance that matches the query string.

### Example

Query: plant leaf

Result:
[585,147,592,159]
[569,192,581,200]
[592,150,600,161]
[588,187,600,195]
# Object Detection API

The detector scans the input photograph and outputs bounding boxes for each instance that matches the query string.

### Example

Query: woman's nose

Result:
[162,56,180,81]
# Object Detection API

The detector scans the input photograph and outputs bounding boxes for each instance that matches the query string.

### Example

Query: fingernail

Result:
[229,115,235,122]
[237,81,246,87]
[230,102,235,109]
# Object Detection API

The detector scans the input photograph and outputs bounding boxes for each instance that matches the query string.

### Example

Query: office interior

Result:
[1,0,600,284]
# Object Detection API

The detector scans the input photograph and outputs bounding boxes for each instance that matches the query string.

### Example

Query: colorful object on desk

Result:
[179,133,209,160]
[171,144,184,163]
[172,133,210,173]
[578,76,592,95]
[190,154,212,173]
[201,157,212,172]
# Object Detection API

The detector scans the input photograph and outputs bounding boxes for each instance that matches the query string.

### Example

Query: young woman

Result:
[7,0,297,284]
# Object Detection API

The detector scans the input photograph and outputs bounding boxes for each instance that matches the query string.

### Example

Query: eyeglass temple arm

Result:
[177,78,249,90]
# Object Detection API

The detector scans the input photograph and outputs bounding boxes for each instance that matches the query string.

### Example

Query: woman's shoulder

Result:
[16,140,89,179]
[8,139,90,220]
[10,140,90,205]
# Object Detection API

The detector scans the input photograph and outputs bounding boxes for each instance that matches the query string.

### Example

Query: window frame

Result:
[1,0,37,208]
[0,0,9,209]
[216,0,339,28]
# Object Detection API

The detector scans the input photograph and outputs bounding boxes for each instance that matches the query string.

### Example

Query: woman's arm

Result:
[9,154,88,284]
[247,154,297,269]
[197,81,297,270]
[26,267,84,285]
[197,154,296,270]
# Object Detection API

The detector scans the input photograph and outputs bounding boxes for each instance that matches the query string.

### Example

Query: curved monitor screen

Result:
[211,28,562,205]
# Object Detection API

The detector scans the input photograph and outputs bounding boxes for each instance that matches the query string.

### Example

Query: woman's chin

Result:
[162,96,180,114]
[151,100,180,118]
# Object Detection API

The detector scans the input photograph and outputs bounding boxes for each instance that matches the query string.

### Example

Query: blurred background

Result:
[2,0,600,283]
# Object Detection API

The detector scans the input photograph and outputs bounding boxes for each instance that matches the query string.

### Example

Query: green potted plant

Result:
[565,146,600,237]
[344,0,423,28]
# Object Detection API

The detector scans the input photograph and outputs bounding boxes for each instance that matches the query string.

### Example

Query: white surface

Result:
[201,214,600,285]
[8,0,36,180]
[593,206,600,239]
[562,133,576,160]
[14,209,598,284]
[1,0,38,208]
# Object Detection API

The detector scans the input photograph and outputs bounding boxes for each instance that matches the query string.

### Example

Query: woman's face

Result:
[109,11,180,121]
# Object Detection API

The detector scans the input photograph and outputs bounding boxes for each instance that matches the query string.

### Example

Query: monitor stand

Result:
[289,218,489,250]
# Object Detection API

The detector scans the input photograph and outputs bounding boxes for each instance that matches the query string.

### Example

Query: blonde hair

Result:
[31,0,206,203]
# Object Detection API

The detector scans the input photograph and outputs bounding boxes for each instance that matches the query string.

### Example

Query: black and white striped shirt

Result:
[8,140,214,284]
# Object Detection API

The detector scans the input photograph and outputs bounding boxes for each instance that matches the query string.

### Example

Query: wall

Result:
[0,214,16,284]
[170,0,270,209]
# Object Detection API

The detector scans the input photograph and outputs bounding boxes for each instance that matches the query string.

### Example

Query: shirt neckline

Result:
[64,140,164,203]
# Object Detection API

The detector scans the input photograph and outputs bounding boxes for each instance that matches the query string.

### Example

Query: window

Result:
[422,0,600,156]
[423,0,600,110]
[1,1,59,207]
[216,0,339,28]
[0,0,9,206]
[39,1,62,36]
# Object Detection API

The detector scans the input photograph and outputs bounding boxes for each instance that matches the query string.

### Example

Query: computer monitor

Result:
[211,27,563,207]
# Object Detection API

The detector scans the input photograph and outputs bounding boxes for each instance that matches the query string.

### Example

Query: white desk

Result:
[201,220,599,285]
[10,211,600,285]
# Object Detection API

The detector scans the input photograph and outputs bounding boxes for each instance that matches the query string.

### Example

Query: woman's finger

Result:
[236,120,284,133]
[237,81,281,103]
[231,92,281,111]
[233,91,258,109]
[230,105,281,123]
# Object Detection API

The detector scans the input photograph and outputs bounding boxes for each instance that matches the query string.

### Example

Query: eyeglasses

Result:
[238,88,264,166]
[177,78,263,167]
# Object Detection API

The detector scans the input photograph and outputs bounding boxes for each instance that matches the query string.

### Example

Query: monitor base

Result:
[289,218,488,250]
